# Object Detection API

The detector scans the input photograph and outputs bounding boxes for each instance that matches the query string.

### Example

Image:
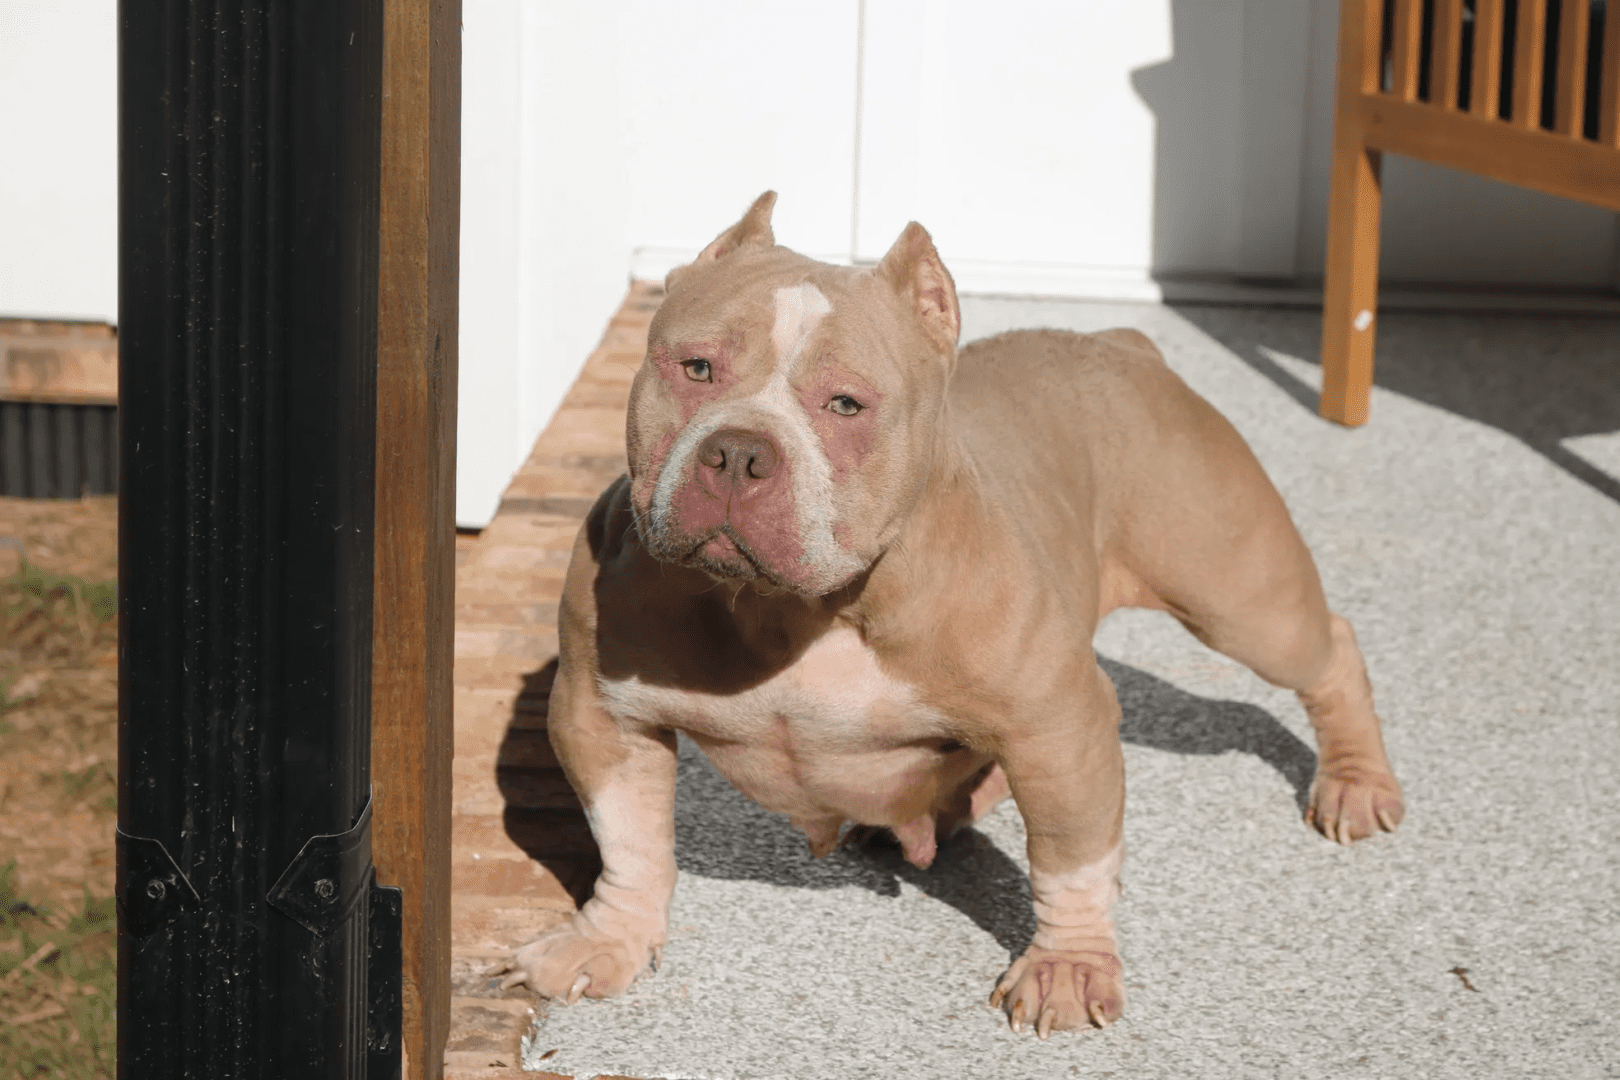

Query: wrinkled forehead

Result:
[648,255,907,378]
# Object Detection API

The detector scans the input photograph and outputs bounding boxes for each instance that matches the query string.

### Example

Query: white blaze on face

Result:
[771,281,831,365]
[647,281,866,592]
[1028,843,1123,952]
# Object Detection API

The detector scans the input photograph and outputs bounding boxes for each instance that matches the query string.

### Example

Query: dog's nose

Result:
[698,428,779,481]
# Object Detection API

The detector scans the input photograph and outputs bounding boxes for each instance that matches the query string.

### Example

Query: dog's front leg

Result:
[499,658,678,1002]
[990,666,1128,1038]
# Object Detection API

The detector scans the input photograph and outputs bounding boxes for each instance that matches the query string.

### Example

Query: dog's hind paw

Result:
[990,944,1125,1038]
[1305,764,1404,844]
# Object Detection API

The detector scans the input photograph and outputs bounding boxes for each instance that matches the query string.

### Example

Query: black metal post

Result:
[117,2,400,1077]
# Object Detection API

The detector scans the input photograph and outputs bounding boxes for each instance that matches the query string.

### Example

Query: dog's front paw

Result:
[989,944,1125,1038]
[1306,763,1404,845]
[497,909,662,1003]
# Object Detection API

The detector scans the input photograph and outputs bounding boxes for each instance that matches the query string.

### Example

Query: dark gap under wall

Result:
[0,402,119,498]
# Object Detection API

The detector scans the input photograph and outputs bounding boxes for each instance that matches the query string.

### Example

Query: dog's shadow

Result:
[674,655,1316,959]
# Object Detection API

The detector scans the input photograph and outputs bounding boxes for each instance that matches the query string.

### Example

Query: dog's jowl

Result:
[495,192,1404,1037]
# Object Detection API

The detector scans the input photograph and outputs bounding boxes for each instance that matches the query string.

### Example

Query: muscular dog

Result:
[497,193,1404,1037]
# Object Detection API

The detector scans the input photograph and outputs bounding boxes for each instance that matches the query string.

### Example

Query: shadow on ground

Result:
[1172,303,1620,504]
[505,652,1316,959]
[497,658,602,906]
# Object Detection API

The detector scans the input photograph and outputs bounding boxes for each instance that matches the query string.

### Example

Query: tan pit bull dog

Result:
[496,192,1405,1037]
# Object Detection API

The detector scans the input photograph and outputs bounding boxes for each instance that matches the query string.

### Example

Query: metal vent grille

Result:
[0,401,119,497]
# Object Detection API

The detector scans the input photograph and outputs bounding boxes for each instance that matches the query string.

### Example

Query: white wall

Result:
[620,0,861,279]
[0,2,118,322]
[617,0,1620,294]
[857,1,1177,297]
[456,0,631,526]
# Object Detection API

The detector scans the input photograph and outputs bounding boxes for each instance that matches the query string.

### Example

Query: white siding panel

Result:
[858,1,1187,282]
[620,0,860,267]
[459,0,529,526]
[0,4,118,322]
[457,1,633,527]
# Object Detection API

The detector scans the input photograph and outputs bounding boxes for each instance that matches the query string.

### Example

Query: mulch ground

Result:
[0,494,119,1079]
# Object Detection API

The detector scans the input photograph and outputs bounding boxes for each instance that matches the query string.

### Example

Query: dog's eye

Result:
[681,358,712,382]
[827,395,862,416]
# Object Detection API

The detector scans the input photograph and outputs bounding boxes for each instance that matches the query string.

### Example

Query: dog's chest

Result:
[597,626,941,753]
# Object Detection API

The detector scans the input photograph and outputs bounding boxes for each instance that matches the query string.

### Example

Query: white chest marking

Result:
[597,626,939,746]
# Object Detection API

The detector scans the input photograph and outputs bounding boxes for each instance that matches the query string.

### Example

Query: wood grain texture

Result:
[1390,0,1427,102]
[1471,0,1506,118]
[374,0,462,1077]
[1320,0,1387,427]
[1555,0,1590,136]
[1511,0,1548,129]
[1432,0,1466,110]
[1602,0,1620,146]
[1361,94,1620,208]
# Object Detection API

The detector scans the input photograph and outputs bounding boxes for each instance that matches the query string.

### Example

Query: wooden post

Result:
[1320,0,1385,427]
[373,1,461,1078]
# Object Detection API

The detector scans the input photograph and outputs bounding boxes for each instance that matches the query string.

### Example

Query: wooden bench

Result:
[1321,0,1620,425]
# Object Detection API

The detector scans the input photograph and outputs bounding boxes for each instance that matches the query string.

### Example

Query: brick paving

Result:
[441,283,660,1080]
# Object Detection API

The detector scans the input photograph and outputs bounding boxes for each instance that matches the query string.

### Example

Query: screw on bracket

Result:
[117,829,200,939]
[266,798,374,937]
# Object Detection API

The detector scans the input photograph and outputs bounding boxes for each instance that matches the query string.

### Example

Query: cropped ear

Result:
[697,189,778,260]
[876,221,960,347]
[665,191,778,291]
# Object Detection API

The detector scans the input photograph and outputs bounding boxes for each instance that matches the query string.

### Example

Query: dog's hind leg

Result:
[1280,610,1406,843]
[1166,552,1404,845]
[1112,364,1405,844]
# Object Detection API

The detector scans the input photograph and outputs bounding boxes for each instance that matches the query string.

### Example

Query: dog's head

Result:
[626,191,961,597]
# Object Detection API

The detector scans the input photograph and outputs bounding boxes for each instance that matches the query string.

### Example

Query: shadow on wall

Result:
[1172,303,1620,504]
[1128,0,1252,278]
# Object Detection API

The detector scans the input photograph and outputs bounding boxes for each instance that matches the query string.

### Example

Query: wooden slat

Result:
[1555,0,1591,136]
[1603,0,1620,145]
[1511,0,1548,128]
[1471,0,1506,118]
[1358,0,1385,91]
[374,0,462,1078]
[1361,93,1620,207]
[1432,0,1467,109]
[1390,0,1427,101]
[1321,0,1388,427]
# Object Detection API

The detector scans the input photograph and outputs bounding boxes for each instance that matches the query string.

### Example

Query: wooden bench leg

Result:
[1320,0,1385,428]
[1321,140,1383,428]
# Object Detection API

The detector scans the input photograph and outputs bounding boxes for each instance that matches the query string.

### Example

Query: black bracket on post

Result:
[267,797,375,938]
[366,879,403,1080]
[115,829,201,939]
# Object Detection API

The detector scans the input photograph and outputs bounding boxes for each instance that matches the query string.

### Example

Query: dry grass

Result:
[0,495,118,1079]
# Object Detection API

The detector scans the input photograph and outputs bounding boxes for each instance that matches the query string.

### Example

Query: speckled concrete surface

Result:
[521,299,1620,1080]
